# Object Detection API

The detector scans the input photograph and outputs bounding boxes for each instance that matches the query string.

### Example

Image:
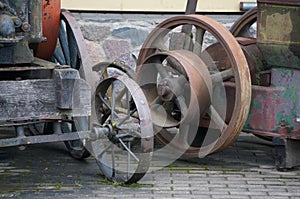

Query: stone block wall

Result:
[72,12,241,68]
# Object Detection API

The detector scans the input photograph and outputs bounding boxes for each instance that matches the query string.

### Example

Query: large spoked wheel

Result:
[34,10,96,159]
[137,15,251,157]
[230,7,257,38]
[54,10,100,159]
[91,76,153,183]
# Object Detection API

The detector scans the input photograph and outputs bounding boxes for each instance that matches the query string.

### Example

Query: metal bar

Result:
[182,0,198,50]
[185,0,198,14]
[240,2,257,11]
[0,131,90,148]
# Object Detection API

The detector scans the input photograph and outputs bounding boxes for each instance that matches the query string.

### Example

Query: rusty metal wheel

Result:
[137,15,251,157]
[230,7,257,38]
[91,76,153,183]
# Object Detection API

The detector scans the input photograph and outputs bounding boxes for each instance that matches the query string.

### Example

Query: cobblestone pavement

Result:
[0,133,300,199]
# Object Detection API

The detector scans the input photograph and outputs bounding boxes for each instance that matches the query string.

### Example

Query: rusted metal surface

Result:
[35,0,61,60]
[137,14,251,156]
[244,68,300,135]
[230,7,257,38]
[138,50,212,128]
[257,2,300,68]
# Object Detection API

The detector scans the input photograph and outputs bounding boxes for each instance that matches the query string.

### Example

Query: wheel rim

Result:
[92,76,153,183]
[51,10,98,159]
[137,14,251,157]
[229,7,257,38]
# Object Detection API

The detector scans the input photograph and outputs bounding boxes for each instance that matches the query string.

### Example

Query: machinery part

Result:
[137,15,251,156]
[52,10,96,159]
[257,1,300,68]
[52,9,98,91]
[137,50,212,155]
[30,10,98,159]
[230,7,257,38]
[62,117,91,160]
[240,2,257,11]
[35,0,61,60]
[91,75,153,183]
[93,59,136,81]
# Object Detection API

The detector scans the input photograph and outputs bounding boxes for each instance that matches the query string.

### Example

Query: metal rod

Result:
[240,2,257,11]
[0,131,90,148]
[185,0,198,14]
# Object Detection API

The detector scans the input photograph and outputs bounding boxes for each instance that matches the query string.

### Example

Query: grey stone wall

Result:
[72,12,241,67]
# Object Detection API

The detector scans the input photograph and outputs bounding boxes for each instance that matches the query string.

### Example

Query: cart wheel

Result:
[91,76,153,183]
[44,10,97,159]
[229,7,257,38]
[137,15,251,157]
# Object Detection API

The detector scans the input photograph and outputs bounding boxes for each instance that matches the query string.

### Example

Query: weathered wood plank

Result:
[0,78,91,121]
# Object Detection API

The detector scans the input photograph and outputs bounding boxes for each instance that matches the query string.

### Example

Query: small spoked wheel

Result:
[91,76,153,183]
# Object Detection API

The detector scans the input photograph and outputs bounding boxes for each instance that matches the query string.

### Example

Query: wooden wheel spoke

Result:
[59,21,71,66]
[53,46,66,65]
[66,23,79,69]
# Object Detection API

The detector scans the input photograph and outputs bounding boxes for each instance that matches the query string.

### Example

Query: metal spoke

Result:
[211,68,233,82]
[97,143,113,159]
[155,63,169,79]
[118,138,139,162]
[208,105,228,131]
[111,82,116,122]
[193,27,205,56]
[111,145,116,178]
[117,108,137,127]
[127,141,131,180]
[98,93,120,119]
[175,95,188,120]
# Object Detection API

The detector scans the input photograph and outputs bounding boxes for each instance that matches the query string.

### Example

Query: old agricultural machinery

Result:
[135,0,300,170]
[0,0,153,183]
[0,0,299,185]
